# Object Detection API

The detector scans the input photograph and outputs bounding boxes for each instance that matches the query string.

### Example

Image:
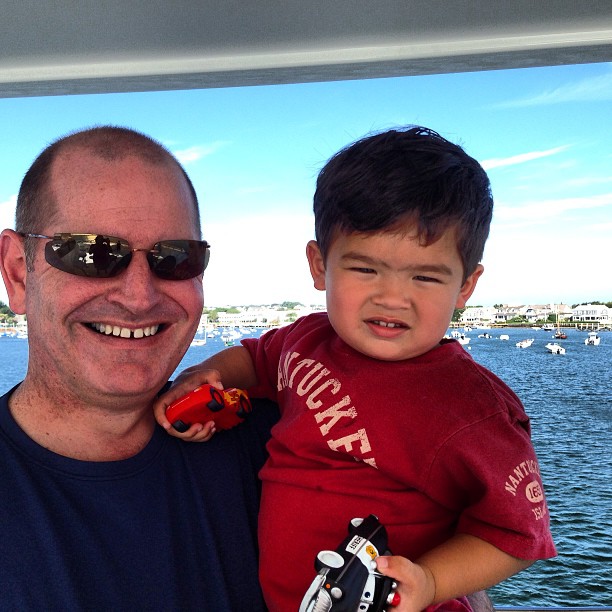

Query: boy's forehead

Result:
[329,218,460,250]
[327,222,463,268]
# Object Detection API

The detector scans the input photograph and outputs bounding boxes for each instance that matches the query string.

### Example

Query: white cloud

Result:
[172,142,228,164]
[0,196,18,305]
[472,228,611,307]
[481,146,569,170]
[494,69,612,108]
[565,175,612,188]
[495,192,612,224]
[202,211,325,307]
[0,195,17,231]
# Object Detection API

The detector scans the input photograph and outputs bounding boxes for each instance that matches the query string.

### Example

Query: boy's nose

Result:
[373,276,410,308]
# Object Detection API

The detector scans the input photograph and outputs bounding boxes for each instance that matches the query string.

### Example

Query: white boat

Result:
[541,324,555,332]
[190,338,207,347]
[220,327,242,346]
[450,331,470,345]
[499,334,510,341]
[545,342,566,355]
[478,333,492,339]
[585,332,601,346]
[516,338,534,348]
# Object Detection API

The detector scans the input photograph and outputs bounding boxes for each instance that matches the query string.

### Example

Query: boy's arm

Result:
[177,345,259,390]
[376,533,532,611]
[154,346,258,436]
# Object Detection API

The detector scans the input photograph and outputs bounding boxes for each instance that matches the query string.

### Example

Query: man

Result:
[0,126,277,610]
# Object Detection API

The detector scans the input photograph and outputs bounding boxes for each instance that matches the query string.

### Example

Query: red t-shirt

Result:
[242,313,556,611]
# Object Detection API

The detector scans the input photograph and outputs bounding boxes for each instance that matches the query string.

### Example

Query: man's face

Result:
[24,150,204,407]
[307,224,482,362]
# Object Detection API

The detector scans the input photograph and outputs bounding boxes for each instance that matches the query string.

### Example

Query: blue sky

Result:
[1,61,611,308]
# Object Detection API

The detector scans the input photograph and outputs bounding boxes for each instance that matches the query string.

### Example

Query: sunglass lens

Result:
[148,240,209,280]
[45,234,131,278]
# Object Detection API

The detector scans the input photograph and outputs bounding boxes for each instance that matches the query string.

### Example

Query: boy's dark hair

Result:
[313,126,493,281]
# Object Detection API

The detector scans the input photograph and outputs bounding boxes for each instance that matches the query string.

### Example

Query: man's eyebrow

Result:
[341,252,454,276]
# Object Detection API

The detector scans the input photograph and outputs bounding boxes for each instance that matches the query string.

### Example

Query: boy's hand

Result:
[377,534,531,611]
[375,556,436,612]
[165,420,217,442]
[153,368,224,441]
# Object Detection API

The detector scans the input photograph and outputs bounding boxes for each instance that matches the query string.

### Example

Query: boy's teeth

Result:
[92,323,159,338]
[375,320,400,328]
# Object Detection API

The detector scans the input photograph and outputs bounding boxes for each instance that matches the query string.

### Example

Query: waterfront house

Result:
[572,304,611,327]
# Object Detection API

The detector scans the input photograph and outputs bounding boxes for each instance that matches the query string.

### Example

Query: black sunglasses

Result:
[20,232,210,281]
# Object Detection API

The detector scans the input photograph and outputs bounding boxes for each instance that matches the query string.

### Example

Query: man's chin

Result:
[86,365,172,402]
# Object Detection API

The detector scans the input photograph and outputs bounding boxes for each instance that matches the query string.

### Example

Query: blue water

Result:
[1,327,611,605]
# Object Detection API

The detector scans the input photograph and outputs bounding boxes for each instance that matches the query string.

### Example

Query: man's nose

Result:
[107,251,161,308]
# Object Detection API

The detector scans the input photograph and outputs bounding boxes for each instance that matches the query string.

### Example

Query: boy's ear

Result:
[0,229,28,315]
[306,240,326,291]
[455,264,484,309]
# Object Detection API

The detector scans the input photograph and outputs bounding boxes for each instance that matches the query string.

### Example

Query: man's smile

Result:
[89,322,160,338]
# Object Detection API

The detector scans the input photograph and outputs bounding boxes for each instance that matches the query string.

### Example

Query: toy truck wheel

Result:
[206,388,225,412]
[171,420,189,433]
[236,394,251,418]
[349,517,365,530]
[316,550,345,569]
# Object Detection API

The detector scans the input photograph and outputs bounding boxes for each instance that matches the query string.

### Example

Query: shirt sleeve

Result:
[241,326,287,402]
[425,409,556,560]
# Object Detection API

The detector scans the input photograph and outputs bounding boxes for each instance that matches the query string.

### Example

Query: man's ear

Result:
[306,240,326,291]
[0,229,28,315]
[455,264,484,309]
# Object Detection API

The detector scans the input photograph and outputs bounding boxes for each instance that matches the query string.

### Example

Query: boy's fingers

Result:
[192,422,216,442]
[165,421,217,442]
[183,423,205,438]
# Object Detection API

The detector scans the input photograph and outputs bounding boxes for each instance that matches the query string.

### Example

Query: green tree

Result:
[571,300,612,308]
[0,301,17,324]
[203,308,219,322]
[451,308,465,322]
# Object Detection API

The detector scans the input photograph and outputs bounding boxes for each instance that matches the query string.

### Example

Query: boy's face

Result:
[306,224,483,361]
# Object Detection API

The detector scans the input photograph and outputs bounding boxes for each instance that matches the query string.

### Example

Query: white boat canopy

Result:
[1,1,612,98]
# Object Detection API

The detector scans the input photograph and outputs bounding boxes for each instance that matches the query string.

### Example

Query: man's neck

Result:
[8,381,156,461]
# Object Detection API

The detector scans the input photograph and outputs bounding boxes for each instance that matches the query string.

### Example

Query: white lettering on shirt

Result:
[504,459,541,496]
[504,459,548,521]
[277,353,377,467]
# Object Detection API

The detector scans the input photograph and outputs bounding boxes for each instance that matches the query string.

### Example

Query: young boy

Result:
[155,127,556,611]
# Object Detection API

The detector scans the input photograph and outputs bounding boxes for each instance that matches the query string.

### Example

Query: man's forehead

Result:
[50,150,179,199]
[52,146,170,173]
[49,149,187,200]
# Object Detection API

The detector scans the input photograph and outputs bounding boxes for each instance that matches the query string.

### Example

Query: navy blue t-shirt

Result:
[0,385,279,611]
